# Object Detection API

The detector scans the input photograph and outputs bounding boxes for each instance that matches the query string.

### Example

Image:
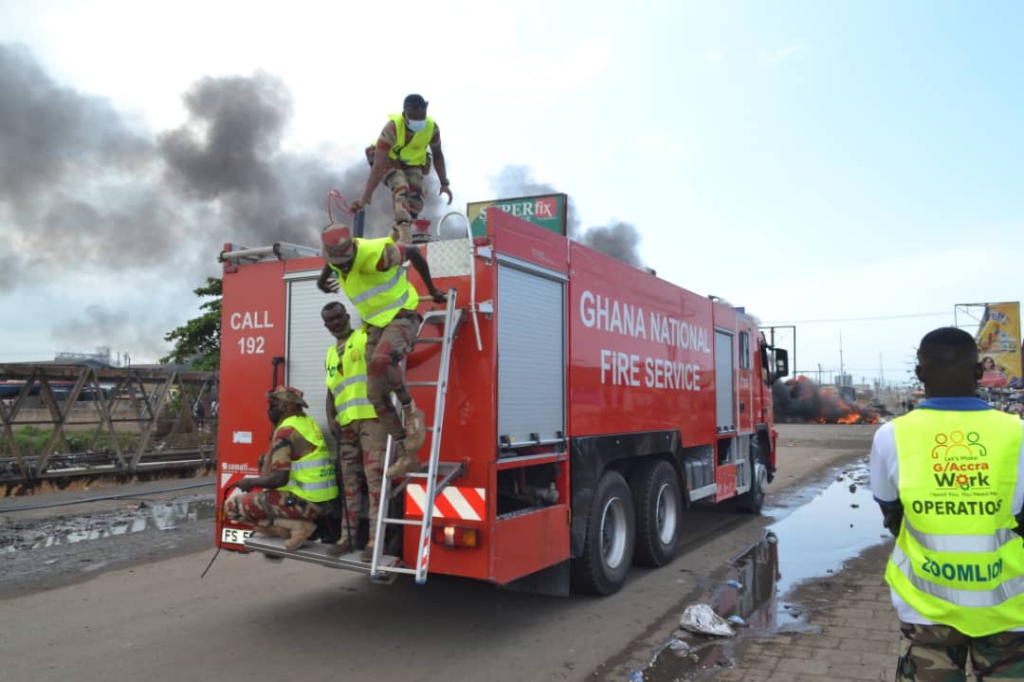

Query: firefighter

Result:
[870,327,1024,680]
[224,386,339,551]
[350,94,453,243]
[321,301,386,561]
[317,223,447,480]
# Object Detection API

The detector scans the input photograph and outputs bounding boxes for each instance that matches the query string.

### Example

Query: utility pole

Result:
[880,353,885,396]
[839,331,845,386]
[817,363,822,385]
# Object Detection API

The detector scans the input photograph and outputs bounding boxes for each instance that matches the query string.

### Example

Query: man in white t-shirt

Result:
[871,327,1024,680]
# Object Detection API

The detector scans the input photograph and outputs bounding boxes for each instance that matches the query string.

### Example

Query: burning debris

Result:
[773,376,880,425]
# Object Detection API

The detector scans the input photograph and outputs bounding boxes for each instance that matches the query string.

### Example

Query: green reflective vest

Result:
[276,414,338,504]
[374,113,435,166]
[325,330,377,426]
[328,237,419,328]
[886,407,1024,636]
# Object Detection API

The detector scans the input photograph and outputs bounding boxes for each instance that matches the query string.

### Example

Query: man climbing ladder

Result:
[317,223,447,479]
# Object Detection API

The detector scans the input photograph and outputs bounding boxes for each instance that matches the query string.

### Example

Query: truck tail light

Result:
[432,524,479,548]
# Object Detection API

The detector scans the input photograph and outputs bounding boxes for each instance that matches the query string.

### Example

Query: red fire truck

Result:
[215,203,789,595]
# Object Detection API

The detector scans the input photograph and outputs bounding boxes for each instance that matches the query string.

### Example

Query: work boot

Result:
[275,519,317,551]
[326,535,355,558]
[360,542,375,563]
[403,402,426,455]
[385,439,420,479]
[255,522,290,539]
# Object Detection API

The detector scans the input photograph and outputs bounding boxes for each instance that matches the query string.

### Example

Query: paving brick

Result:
[826,626,872,640]
[737,655,780,672]
[776,657,830,676]
[812,648,863,665]
[801,634,842,649]
[827,662,890,680]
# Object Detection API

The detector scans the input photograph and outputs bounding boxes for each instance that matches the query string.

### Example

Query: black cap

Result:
[404,93,428,109]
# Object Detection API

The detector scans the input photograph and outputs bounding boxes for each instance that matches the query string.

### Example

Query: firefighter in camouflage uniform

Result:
[317,222,447,481]
[320,301,387,562]
[224,386,338,551]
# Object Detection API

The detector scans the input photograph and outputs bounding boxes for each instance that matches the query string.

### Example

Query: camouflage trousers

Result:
[338,418,386,545]
[365,313,421,441]
[383,167,425,225]
[223,490,319,527]
[897,621,1024,680]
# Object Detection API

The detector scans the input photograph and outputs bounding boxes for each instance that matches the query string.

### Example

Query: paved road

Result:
[0,424,876,682]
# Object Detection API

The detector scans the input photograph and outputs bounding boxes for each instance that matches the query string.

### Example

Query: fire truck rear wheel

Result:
[630,459,682,567]
[572,470,636,596]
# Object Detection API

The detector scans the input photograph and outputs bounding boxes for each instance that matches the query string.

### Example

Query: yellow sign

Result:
[975,302,1022,390]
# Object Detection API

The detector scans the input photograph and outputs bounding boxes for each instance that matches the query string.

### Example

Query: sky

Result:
[0,0,1021,385]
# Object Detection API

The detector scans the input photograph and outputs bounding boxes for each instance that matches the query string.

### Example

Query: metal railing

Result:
[0,364,217,488]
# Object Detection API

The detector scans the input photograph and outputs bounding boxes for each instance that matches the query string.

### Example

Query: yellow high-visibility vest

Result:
[275,414,338,503]
[885,407,1024,636]
[374,113,434,166]
[328,237,418,328]
[325,330,377,426]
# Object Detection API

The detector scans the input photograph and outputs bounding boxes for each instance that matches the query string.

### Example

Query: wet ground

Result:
[633,455,890,681]
[0,487,215,597]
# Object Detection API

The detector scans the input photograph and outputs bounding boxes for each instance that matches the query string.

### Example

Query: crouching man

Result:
[224,386,339,551]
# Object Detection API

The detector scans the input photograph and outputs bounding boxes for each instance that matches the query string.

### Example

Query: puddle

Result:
[635,456,889,681]
[0,498,216,552]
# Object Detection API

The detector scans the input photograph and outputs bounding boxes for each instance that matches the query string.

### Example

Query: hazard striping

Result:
[406,485,486,521]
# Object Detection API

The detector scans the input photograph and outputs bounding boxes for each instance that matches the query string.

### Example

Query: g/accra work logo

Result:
[931,430,990,491]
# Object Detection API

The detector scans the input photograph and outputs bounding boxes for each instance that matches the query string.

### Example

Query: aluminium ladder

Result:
[370,287,465,583]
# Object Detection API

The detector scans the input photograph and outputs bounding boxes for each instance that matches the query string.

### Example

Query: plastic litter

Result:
[629,671,644,682]
[727,615,747,626]
[679,604,735,637]
[668,638,691,654]
[726,579,743,589]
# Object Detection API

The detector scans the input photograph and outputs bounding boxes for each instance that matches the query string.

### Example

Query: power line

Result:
[762,311,950,325]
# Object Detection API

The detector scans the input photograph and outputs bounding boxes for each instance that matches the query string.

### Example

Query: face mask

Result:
[407,118,427,133]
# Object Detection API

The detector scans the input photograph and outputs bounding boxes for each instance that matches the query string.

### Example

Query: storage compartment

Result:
[496,259,566,452]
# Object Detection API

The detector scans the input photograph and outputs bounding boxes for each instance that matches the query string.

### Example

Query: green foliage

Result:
[161,277,222,371]
[0,426,139,456]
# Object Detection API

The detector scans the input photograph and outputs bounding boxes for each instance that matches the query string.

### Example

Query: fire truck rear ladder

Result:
[370,287,464,584]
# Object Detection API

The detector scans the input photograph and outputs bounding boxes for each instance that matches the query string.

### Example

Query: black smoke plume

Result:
[490,165,645,267]
[773,376,880,424]
[0,43,447,356]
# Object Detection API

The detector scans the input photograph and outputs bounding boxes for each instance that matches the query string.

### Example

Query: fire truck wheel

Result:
[630,459,682,567]
[736,459,767,514]
[572,470,636,596]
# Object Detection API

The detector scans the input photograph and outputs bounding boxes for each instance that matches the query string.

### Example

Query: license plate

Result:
[221,527,254,545]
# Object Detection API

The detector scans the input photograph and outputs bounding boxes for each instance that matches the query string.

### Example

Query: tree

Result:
[162,277,222,371]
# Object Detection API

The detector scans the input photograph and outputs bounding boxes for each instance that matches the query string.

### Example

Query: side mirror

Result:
[773,349,789,381]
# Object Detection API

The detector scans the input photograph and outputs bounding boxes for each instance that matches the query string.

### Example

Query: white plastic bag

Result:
[679,604,735,637]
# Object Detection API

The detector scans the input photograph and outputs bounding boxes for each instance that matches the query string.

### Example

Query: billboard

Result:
[466,194,568,238]
[975,302,1022,390]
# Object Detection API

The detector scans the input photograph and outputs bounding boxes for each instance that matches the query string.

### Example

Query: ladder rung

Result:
[379,565,419,576]
[383,518,423,526]
[407,381,438,387]
[418,337,444,343]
